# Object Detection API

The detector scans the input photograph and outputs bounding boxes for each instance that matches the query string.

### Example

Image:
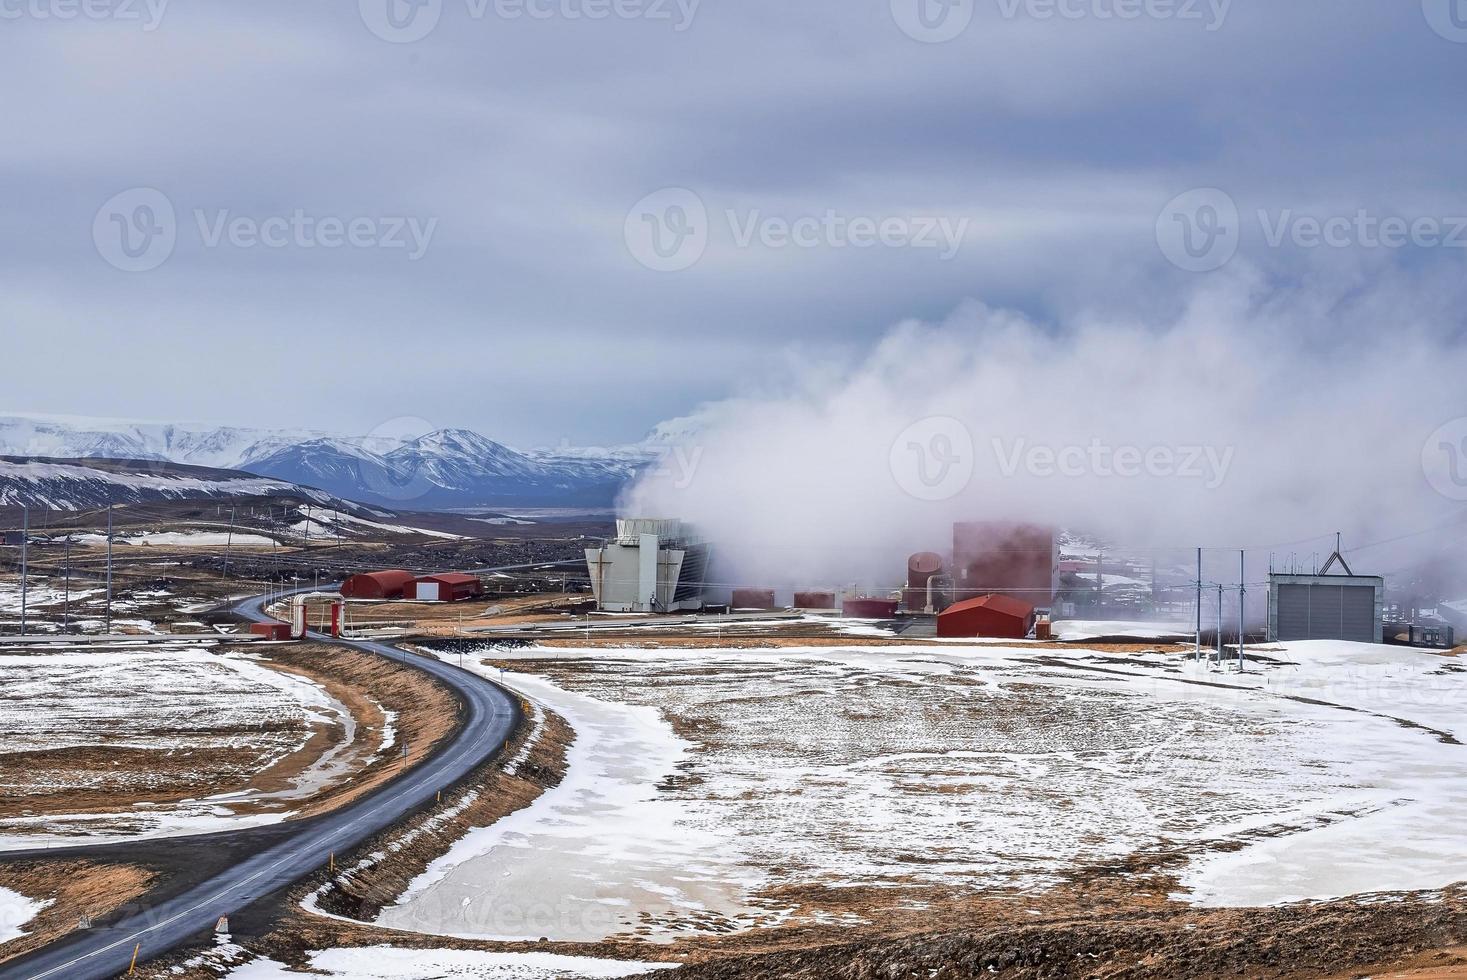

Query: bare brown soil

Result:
[0,860,155,965]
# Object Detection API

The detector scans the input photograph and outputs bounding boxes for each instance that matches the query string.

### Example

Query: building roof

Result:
[940,593,1036,620]
[419,573,480,587]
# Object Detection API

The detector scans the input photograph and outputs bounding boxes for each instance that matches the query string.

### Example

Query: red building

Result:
[249,622,292,641]
[952,522,1057,606]
[937,594,1036,639]
[405,573,484,602]
[842,596,900,619]
[731,588,777,610]
[339,570,415,600]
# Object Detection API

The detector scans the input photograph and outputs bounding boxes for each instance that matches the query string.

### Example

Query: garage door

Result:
[417,582,440,601]
[1275,584,1375,642]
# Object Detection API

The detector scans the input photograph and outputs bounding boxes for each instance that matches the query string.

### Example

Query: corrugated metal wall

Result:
[1276,583,1376,642]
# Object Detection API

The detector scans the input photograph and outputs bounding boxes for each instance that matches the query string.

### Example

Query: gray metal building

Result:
[1268,551,1383,643]
[584,518,709,613]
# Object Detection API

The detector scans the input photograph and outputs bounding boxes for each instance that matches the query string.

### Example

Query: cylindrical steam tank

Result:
[905,552,945,611]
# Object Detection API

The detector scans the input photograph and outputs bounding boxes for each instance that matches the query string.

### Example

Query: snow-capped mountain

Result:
[0,414,664,509]
[0,457,345,512]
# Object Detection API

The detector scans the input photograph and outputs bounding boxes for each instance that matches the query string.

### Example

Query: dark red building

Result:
[843,596,900,619]
[339,569,415,600]
[405,573,484,602]
[952,522,1057,607]
[731,588,777,610]
[937,594,1036,639]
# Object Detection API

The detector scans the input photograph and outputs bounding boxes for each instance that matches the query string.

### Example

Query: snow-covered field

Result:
[0,642,355,848]
[71,530,279,547]
[371,639,1467,945]
[226,947,675,979]
[0,885,48,947]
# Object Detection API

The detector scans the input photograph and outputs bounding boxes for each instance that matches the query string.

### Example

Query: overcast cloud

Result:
[1,1,1464,446]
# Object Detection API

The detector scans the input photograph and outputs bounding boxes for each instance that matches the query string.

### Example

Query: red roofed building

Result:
[339,570,415,600]
[937,594,1036,639]
[405,573,484,602]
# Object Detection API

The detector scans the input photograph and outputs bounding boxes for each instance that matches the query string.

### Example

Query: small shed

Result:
[406,573,484,602]
[938,594,1036,639]
[249,622,292,641]
[340,570,415,600]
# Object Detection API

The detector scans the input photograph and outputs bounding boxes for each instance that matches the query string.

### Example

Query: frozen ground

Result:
[378,671,766,942]
[0,642,356,848]
[0,885,47,946]
[226,947,675,979]
[376,639,1467,945]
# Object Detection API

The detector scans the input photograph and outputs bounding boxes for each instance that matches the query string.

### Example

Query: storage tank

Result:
[905,552,945,611]
[794,591,837,610]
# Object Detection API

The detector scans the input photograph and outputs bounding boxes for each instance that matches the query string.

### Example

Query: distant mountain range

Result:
[0,456,351,513]
[0,414,695,509]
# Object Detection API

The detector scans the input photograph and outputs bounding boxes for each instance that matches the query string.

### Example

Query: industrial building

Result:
[1268,550,1384,644]
[340,569,415,600]
[938,594,1036,639]
[731,588,777,610]
[953,522,1057,607]
[405,573,483,602]
[843,596,900,619]
[584,518,709,613]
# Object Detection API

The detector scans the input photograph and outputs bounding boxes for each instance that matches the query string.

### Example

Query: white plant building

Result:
[585,518,709,613]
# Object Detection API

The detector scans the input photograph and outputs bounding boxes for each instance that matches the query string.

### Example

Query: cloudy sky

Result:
[2,0,1464,447]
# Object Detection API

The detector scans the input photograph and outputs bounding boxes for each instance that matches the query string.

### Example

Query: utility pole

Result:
[222,502,236,581]
[1238,550,1246,672]
[63,534,71,634]
[1216,583,1224,664]
[19,505,28,637]
[1195,547,1202,661]
[105,504,114,633]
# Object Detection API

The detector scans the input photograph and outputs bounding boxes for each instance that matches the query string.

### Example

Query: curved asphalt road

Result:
[3,588,521,980]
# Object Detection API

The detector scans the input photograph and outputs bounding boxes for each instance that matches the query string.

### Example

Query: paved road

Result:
[2,590,520,980]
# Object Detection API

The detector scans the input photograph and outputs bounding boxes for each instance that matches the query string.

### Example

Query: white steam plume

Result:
[622,267,1467,597]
